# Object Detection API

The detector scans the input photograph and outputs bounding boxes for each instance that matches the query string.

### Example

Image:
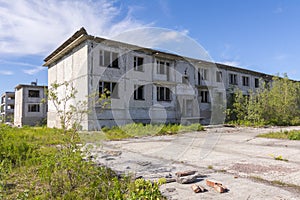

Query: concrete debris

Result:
[176,174,198,184]
[175,170,196,177]
[191,184,206,193]
[214,183,227,193]
[137,161,151,166]
[206,179,227,193]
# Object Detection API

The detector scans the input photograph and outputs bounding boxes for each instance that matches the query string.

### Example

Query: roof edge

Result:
[43,27,88,64]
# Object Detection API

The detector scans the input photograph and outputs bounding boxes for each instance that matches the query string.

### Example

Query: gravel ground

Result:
[86,126,300,200]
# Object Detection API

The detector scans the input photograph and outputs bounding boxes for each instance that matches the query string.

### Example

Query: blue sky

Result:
[1,0,300,95]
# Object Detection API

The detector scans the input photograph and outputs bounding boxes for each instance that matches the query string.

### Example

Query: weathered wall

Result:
[14,86,47,127]
[47,42,89,130]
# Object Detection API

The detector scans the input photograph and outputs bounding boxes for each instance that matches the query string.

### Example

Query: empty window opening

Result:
[28,104,40,112]
[200,90,209,103]
[134,56,144,71]
[99,81,119,98]
[99,50,119,68]
[242,76,249,86]
[134,85,145,100]
[157,86,171,101]
[229,74,238,85]
[28,90,40,98]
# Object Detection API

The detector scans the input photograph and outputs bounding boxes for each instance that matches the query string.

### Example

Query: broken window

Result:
[157,86,171,101]
[157,60,170,75]
[255,78,259,88]
[182,75,189,84]
[200,90,209,103]
[242,76,249,86]
[229,74,238,85]
[216,71,222,82]
[134,85,145,100]
[134,56,144,71]
[99,50,119,68]
[200,68,208,80]
[28,90,40,98]
[99,81,119,98]
[28,104,40,112]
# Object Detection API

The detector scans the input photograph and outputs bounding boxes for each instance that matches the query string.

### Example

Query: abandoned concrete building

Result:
[44,28,271,130]
[14,83,48,127]
[1,92,15,123]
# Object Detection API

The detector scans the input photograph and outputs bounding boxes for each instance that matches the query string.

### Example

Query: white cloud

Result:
[111,28,211,61]
[273,6,284,14]
[0,70,13,75]
[22,66,45,75]
[220,61,240,67]
[0,0,145,56]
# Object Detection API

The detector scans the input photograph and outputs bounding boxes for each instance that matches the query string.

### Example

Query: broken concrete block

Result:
[191,184,206,193]
[206,179,227,193]
[206,179,220,187]
[165,178,177,183]
[214,183,227,193]
[176,174,198,184]
[175,170,196,177]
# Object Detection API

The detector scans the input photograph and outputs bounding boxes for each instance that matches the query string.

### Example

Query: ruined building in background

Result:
[1,92,15,123]
[14,82,48,127]
[43,28,271,131]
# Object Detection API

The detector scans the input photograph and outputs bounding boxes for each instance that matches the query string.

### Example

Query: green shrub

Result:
[258,130,300,140]
[102,123,204,140]
[0,125,167,199]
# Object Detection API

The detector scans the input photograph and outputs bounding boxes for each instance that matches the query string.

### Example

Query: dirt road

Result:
[88,126,300,199]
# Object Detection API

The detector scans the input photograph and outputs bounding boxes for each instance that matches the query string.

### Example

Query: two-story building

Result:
[1,92,15,123]
[14,83,48,127]
[43,28,271,130]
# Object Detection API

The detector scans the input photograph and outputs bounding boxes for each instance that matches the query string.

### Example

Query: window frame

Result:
[28,90,40,98]
[255,78,260,88]
[28,104,40,112]
[229,73,238,85]
[134,56,144,72]
[216,71,222,82]
[156,60,170,75]
[99,50,119,68]
[200,90,209,103]
[134,85,145,100]
[99,81,119,99]
[242,76,249,86]
[156,86,171,101]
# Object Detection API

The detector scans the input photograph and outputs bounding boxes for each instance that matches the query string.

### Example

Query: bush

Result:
[0,125,166,199]
[227,74,300,126]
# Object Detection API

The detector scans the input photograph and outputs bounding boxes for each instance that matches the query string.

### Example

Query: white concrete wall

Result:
[14,88,23,126]
[47,42,89,130]
[14,86,47,127]
[47,39,269,130]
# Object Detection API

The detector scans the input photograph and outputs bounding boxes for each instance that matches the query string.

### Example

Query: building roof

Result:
[15,84,48,90]
[43,27,271,78]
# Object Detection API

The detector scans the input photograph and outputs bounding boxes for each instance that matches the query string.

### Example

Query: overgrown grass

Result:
[0,124,166,199]
[258,130,300,140]
[100,123,204,140]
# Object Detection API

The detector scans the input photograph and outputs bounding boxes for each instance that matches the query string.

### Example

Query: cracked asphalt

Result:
[87,126,300,199]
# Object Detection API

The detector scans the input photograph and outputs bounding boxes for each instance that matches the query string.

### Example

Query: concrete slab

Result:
[88,126,300,199]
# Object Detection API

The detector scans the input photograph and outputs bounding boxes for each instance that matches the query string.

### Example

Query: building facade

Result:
[14,83,48,127]
[44,28,271,131]
[1,92,15,123]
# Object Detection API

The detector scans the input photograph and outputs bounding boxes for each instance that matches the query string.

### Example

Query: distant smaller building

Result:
[1,92,15,123]
[14,83,48,127]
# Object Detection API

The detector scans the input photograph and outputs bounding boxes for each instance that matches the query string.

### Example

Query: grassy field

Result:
[0,123,204,199]
[257,130,300,140]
